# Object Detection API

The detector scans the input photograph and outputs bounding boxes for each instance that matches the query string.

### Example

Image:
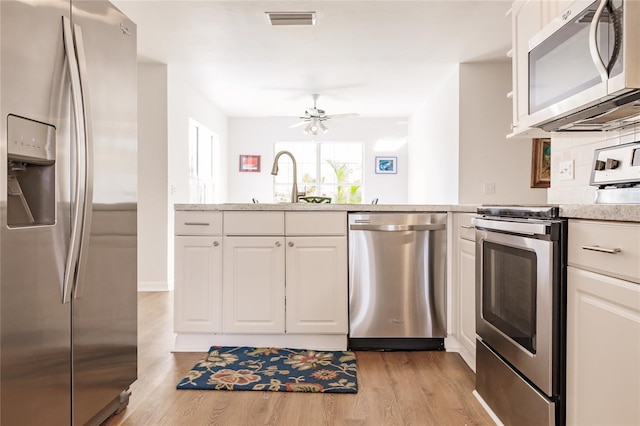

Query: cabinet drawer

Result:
[175,211,222,236]
[285,212,346,236]
[224,211,284,235]
[568,220,640,283]
[457,213,476,242]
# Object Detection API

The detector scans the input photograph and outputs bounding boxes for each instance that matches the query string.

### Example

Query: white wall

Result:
[549,126,640,204]
[137,63,169,291]
[408,66,460,204]
[408,62,547,205]
[166,66,229,287]
[136,63,228,291]
[459,62,546,204]
[227,117,408,204]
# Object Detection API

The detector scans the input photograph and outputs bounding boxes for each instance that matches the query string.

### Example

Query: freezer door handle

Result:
[71,22,94,300]
[61,16,86,304]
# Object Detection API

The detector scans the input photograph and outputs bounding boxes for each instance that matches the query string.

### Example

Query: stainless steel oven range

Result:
[473,206,567,426]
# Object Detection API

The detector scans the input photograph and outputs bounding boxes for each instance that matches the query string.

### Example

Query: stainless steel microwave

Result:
[527,0,640,132]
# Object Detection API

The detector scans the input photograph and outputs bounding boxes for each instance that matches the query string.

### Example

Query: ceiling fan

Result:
[289,94,358,135]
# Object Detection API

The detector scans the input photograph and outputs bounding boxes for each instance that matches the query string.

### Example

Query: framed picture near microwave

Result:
[375,156,397,174]
[239,154,261,172]
[531,138,551,188]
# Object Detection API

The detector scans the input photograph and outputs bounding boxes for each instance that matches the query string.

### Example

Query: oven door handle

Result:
[472,218,549,236]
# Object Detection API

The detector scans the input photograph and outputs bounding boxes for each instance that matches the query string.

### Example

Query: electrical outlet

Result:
[483,182,496,194]
[559,160,574,181]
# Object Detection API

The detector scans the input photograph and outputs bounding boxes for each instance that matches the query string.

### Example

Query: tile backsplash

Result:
[549,123,640,204]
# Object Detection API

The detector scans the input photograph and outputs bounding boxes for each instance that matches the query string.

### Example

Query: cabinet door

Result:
[567,267,640,426]
[285,236,348,334]
[174,236,222,333]
[458,237,476,366]
[222,236,285,334]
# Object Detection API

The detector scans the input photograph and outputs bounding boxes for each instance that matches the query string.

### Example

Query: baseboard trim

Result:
[138,280,172,292]
[173,333,348,352]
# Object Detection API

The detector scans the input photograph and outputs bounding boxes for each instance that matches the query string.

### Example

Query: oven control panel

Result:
[590,141,640,187]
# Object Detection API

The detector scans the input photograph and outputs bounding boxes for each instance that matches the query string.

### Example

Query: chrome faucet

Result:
[271,150,301,203]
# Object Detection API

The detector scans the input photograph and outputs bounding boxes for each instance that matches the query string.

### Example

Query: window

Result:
[188,119,217,203]
[273,142,363,203]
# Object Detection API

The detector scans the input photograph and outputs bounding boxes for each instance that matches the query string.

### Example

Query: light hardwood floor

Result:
[104,292,493,426]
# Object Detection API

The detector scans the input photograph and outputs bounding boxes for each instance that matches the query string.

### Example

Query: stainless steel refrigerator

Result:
[0,1,137,424]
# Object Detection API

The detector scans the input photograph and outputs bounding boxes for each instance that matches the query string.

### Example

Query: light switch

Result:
[483,182,496,194]
[559,160,574,181]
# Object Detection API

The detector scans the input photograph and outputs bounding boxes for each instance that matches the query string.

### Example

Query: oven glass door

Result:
[476,229,555,396]
[482,241,537,354]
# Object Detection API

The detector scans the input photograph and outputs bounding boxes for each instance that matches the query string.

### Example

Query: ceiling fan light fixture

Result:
[304,120,319,135]
[265,12,316,26]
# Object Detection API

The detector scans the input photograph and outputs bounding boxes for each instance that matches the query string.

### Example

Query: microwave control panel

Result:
[590,141,640,187]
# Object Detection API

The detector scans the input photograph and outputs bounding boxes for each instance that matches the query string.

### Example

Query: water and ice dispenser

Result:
[6,114,56,227]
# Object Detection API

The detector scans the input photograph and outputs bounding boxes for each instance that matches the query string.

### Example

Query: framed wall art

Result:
[375,156,397,174]
[239,155,261,172]
[531,138,551,188]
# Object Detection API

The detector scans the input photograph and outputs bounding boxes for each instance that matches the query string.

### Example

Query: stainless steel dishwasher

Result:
[348,213,447,350]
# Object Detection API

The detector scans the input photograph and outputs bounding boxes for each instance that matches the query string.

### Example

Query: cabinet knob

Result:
[213,241,220,247]
[288,242,294,247]
[275,241,281,247]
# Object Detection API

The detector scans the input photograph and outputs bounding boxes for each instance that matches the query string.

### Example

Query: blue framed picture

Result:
[375,156,397,174]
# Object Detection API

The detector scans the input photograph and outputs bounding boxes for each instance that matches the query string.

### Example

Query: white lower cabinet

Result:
[174,212,223,335]
[451,213,477,371]
[457,237,476,367]
[218,211,348,348]
[285,236,348,334]
[222,236,286,334]
[566,219,640,425]
[566,267,640,426]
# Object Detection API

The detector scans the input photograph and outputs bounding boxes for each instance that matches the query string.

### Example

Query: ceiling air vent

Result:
[265,12,316,26]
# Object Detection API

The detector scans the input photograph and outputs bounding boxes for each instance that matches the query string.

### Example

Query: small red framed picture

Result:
[239,155,261,172]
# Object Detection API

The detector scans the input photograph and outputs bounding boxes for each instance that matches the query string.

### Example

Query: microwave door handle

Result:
[607,1,622,74]
[589,0,609,82]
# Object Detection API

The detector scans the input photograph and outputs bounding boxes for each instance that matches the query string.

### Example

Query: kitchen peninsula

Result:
[172,203,475,354]
[173,203,640,366]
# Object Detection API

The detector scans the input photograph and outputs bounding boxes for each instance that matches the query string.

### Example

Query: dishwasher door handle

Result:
[350,223,446,232]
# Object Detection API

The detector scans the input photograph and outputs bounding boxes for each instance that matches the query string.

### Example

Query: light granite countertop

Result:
[559,204,640,222]
[174,203,478,213]
[175,203,640,222]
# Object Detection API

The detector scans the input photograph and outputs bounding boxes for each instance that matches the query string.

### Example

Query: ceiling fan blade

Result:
[326,113,359,119]
[288,121,308,128]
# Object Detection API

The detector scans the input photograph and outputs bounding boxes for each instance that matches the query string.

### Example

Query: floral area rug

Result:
[176,346,358,393]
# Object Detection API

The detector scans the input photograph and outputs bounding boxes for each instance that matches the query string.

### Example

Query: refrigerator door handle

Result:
[61,16,87,304]
[71,22,94,300]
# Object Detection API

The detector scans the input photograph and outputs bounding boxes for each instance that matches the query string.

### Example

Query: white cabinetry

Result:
[220,211,348,349]
[286,236,348,334]
[450,213,477,371]
[222,211,285,334]
[174,211,223,334]
[222,236,285,333]
[566,219,640,426]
